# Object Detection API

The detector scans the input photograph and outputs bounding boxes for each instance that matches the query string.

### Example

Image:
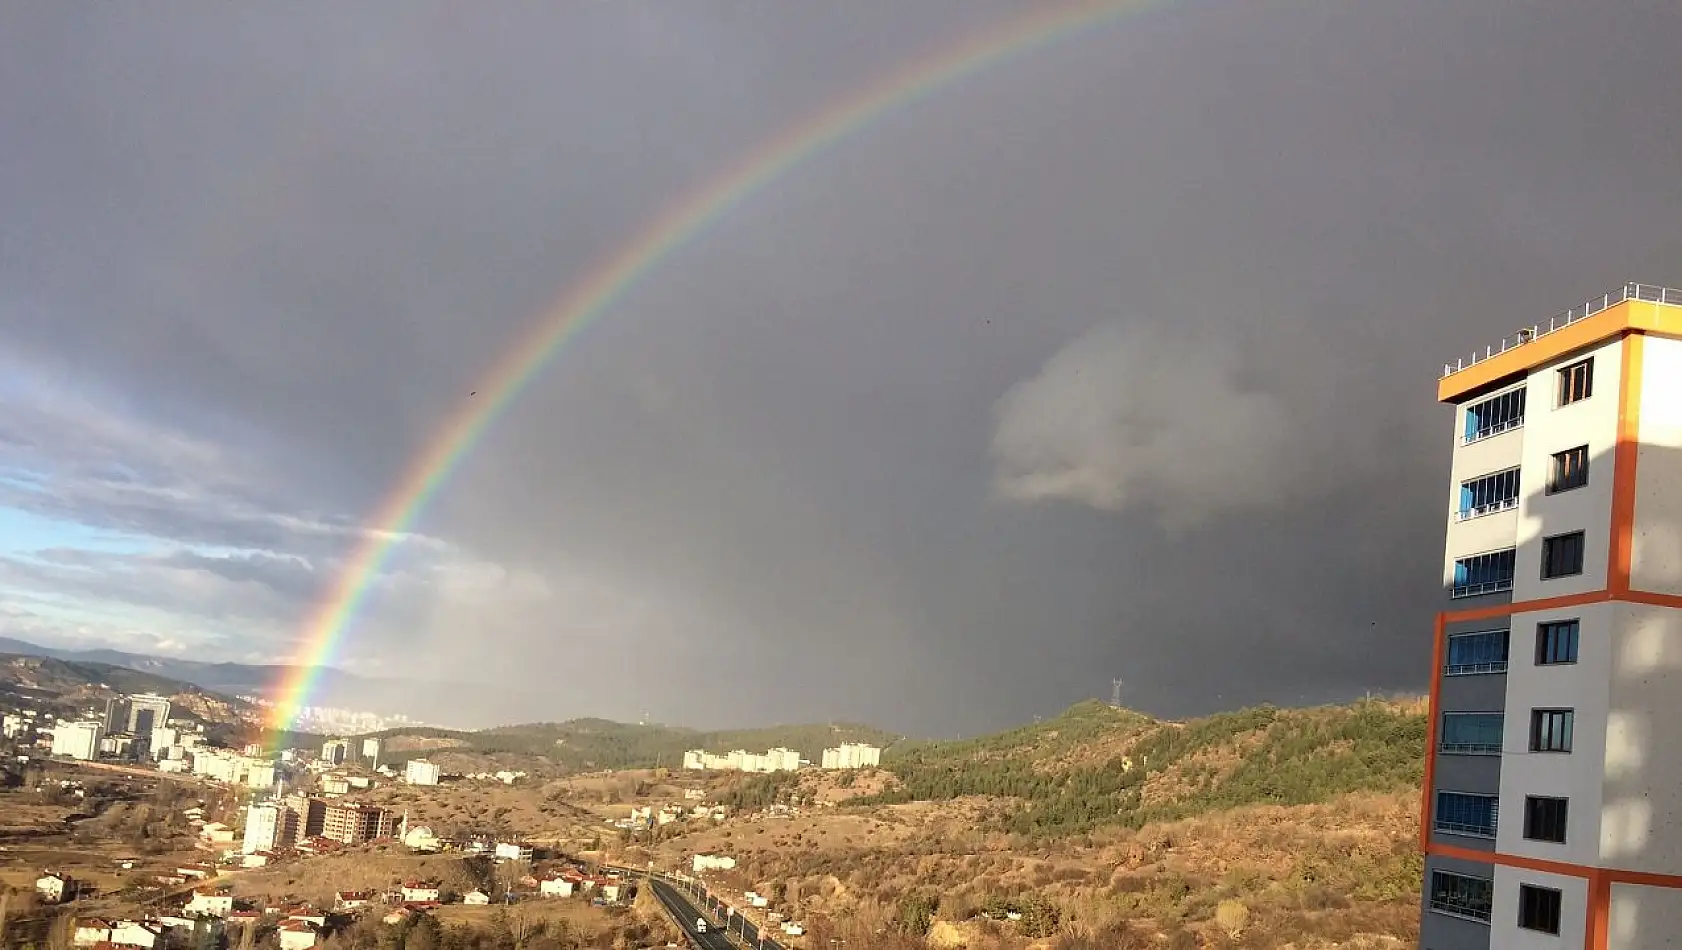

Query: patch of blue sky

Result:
[0,506,157,556]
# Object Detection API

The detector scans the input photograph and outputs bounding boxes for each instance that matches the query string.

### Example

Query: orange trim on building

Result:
[1585,870,1609,950]
[1442,590,1611,625]
[1437,300,1681,403]
[1421,612,1445,851]
[1609,332,1645,594]
[1428,842,1682,890]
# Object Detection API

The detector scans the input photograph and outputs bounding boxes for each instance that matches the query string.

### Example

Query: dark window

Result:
[1559,358,1593,406]
[1441,713,1504,754]
[1537,620,1580,665]
[1464,388,1526,442]
[1436,792,1499,838]
[1523,796,1568,843]
[1445,630,1509,675]
[1518,884,1562,934]
[1453,548,1517,598]
[1530,709,1574,753]
[1548,446,1590,494]
[1429,871,1492,922]
[1541,531,1585,579]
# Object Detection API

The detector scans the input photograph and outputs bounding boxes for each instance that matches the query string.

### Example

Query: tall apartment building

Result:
[242,803,296,853]
[126,694,171,735]
[1423,283,1682,949]
[821,743,883,770]
[404,759,441,786]
[321,802,396,845]
[320,738,350,766]
[50,720,104,761]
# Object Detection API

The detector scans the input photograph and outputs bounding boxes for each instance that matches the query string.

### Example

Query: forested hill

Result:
[859,697,1427,836]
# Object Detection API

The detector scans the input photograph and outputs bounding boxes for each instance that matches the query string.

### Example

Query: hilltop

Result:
[373,717,900,774]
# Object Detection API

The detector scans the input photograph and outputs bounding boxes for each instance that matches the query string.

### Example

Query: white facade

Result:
[320,739,349,765]
[243,804,285,853]
[51,721,103,760]
[1428,291,1682,950]
[821,743,882,769]
[682,747,800,773]
[404,759,440,786]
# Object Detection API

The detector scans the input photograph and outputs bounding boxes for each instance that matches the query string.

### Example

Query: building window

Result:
[1459,468,1521,520]
[1523,796,1568,844]
[1548,445,1589,494]
[1452,548,1516,598]
[1441,712,1504,754]
[1464,388,1526,443]
[1435,792,1499,838]
[1429,870,1492,923]
[1558,358,1594,407]
[1537,620,1580,665]
[1541,531,1585,580]
[1445,630,1509,675]
[1518,884,1562,934]
[1530,709,1574,753]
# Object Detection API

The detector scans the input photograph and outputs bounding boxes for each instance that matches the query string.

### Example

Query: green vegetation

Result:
[859,699,1424,837]
[374,718,900,773]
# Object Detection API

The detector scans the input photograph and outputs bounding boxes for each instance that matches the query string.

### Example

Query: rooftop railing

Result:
[1442,282,1682,379]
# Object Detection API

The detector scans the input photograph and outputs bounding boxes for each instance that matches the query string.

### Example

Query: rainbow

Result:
[269,0,1167,733]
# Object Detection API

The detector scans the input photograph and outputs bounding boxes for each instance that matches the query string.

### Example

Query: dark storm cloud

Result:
[4,1,1682,733]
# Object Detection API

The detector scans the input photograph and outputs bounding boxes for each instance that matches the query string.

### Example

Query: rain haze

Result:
[3,1,1682,736]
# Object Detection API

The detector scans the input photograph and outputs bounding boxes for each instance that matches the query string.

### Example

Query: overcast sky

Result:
[3,2,1681,736]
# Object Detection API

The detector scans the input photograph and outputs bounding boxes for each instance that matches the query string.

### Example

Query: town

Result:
[1,689,887,949]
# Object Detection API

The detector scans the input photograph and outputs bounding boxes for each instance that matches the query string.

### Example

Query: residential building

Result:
[319,775,351,796]
[321,802,395,845]
[319,739,349,766]
[36,873,70,903]
[102,697,130,734]
[126,694,171,735]
[538,876,575,898]
[3,712,33,738]
[150,726,179,757]
[400,881,441,903]
[51,721,104,761]
[243,803,295,854]
[681,747,800,773]
[494,841,532,862]
[335,891,373,911]
[462,890,491,905]
[1423,283,1682,949]
[361,737,381,765]
[404,758,441,786]
[277,921,318,950]
[821,743,883,769]
[247,762,277,790]
[185,888,234,917]
[284,796,326,840]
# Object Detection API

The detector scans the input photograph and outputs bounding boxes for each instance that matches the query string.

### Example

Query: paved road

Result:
[647,877,735,949]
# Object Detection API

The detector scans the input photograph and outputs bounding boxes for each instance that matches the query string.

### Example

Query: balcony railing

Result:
[1440,740,1502,755]
[1445,660,1508,676]
[1457,497,1519,522]
[1451,577,1513,599]
[1442,282,1682,379]
[1435,818,1497,838]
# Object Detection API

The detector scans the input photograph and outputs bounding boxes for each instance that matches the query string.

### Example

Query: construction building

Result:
[321,802,396,845]
[1423,283,1682,948]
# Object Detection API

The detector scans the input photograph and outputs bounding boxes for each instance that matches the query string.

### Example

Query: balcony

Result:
[1451,549,1516,599]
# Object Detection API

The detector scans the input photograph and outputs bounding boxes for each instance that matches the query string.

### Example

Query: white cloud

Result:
[990,321,1296,529]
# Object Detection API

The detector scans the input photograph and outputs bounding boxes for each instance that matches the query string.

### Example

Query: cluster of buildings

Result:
[240,796,399,855]
[681,747,801,773]
[236,697,421,736]
[679,742,884,773]
[820,743,882,769]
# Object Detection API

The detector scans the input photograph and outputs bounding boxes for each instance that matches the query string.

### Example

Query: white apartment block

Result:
[1423,284,1682,950]
[404,759,441,786]
[320,739,349,766]
[821,743,882,769]
[681,747,800,773]
[242,803,293,853]
[50,721,104,761]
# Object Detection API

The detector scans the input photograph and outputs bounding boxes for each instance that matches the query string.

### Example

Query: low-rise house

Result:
[240,851,276,869]
[493,842,532,862]
[73,920,112,947]
[282,907,327,928]
[335,891,373,911]
[277,921,318,950]
[176,864,215,880]
[537,877,574,898]
[184,888,234,917]
[36,872,70,903]
[462,890,491,906]
[110,920,165,948]
[599,882,623,902]
[400,881,440,904]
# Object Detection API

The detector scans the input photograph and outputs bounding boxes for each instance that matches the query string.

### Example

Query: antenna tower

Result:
[1111,679,1125,708]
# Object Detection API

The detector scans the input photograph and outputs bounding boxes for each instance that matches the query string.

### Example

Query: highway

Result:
[646,876,736,950]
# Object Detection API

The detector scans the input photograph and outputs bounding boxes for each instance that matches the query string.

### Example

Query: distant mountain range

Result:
[0,635,442,721]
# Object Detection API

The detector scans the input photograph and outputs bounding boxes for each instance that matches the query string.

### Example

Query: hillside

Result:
[630,697,1430,948]
[375,717,900,773]
[0,653,258,726]
[858,698,1426,836]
